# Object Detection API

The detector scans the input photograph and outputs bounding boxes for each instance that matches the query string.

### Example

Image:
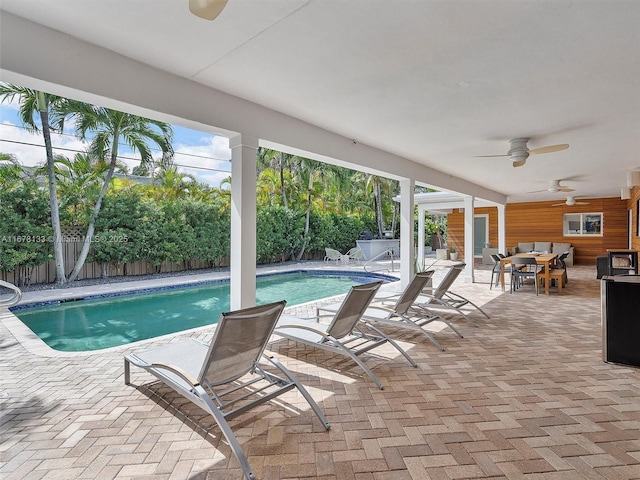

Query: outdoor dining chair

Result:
[510,256,543,295]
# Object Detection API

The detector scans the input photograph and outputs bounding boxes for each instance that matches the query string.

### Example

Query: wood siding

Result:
[630,186,640,252]
[447,197,630,265]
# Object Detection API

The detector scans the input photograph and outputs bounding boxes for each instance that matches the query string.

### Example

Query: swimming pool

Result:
[11,270,396,352]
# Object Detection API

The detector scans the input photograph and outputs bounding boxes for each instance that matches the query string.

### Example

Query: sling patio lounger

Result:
[272,281,416,390]
[124,300,330,480]
[415,263,490,327]
[318,271,463,352]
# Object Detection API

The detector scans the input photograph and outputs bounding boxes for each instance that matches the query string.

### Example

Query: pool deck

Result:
[1,261,640,479]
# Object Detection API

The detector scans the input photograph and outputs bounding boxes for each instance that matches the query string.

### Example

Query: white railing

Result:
[363,248,397,273]
[0,279,22,307]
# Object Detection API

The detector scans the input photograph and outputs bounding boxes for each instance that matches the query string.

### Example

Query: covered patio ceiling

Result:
[1,1,639,205]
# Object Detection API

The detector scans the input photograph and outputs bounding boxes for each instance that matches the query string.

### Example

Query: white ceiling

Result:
[1,0,639,203]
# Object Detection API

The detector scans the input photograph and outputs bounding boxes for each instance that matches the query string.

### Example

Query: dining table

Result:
[499,253,559,295]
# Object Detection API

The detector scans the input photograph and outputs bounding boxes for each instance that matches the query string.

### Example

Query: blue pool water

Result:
[12,270,395,352]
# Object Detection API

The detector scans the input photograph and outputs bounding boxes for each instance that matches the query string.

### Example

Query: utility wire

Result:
[0,137,231,173]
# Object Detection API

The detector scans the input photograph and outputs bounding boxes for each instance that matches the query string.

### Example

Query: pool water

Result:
[12,271,393,352]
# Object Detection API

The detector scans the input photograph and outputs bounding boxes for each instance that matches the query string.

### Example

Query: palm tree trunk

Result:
[375,182,384,237]
[67,145,119,282]
[279,154,288,208]
[296,174,313,261]
[37,93,66,285]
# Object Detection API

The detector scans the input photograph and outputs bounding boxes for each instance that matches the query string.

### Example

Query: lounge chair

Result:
[346,247,365,264]
[415,263,490,326]
[272,281,416,389]
[318,271,463,352]
[124,301,330,480]
[324,247,343,262]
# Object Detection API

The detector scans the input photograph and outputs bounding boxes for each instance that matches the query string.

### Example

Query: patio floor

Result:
[1,262,639,479]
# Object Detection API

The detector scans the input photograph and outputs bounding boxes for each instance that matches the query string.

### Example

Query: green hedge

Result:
[1,184,370,278]
[0,181,53,284]
[87,190,365,270]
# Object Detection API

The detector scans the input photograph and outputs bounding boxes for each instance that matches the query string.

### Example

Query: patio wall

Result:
[447,196,630,265]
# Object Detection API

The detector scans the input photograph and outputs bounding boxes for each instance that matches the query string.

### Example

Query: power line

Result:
[0,137,231,174]
[0,121,231,165]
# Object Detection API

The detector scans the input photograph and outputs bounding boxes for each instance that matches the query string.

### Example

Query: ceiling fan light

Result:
[621,187,632,200]
[189,0,228,20]
[510,151,528,167]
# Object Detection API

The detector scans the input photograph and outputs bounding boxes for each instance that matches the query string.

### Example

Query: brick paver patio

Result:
[1,262,639,479]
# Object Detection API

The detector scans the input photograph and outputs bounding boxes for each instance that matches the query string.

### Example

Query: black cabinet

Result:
[601,276,640,368]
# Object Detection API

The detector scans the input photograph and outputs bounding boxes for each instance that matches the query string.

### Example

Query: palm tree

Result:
[61,102,174,282]
[364,173,395,238]
[257,148,293,207]
[0,153,24,187]
[50,152,125,226]
[152,165,198,200]
[0,84,68,284]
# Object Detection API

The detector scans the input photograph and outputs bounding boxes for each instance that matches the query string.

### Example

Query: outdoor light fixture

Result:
[621,187,631,200]
[627,171,640,188]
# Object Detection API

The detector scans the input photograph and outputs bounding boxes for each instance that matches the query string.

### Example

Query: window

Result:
[563,213,603,236]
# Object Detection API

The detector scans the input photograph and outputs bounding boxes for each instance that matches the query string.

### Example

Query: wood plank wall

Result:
[630,186,640,252]
[447,197,630,265]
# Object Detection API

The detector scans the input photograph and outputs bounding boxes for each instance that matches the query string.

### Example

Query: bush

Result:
[0,181,52,285]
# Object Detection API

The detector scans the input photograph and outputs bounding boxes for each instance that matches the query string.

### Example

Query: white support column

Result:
[464,195,475,283]
[399,179,415,288]
[417,205,426,271]
[497,204,506,256]
[229,134,258,310]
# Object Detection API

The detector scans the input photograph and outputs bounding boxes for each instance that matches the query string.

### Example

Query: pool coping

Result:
[2,263,401,358]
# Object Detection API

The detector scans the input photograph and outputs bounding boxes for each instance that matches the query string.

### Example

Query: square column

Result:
[497,204,506,255]
[464,195,475,283]
[229,134,259,309]
[400,179,415,288]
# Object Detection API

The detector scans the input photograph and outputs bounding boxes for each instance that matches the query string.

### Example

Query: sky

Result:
[0,97,233,188]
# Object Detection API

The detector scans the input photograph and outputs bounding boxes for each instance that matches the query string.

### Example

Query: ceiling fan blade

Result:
[529,143,569,155]
[527,188,548,194]
[512,158,527,167]
[189,0,228,20]
[575,201,589,205]
[558,186,575,192]
[552,203,565,207]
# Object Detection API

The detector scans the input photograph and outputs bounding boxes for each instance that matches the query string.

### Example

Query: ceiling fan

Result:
[552,196,589,207]
[476,137,569,167]
[528,179,575,194]
[189,0,228,20]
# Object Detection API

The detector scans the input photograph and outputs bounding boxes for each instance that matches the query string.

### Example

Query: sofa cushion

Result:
[518,242,534,253]
[534,241,552,253]
[552,242,571,255]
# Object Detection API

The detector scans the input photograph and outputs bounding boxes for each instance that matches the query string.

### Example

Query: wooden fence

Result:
[1,228,228,286]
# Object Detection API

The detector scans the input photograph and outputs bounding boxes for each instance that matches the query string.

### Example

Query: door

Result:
[474,215,489,257]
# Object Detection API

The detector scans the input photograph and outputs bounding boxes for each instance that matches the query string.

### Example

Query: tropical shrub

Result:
[0,181,52,285]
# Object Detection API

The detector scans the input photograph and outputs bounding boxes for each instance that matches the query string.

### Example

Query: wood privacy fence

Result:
[0,228,325,287]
